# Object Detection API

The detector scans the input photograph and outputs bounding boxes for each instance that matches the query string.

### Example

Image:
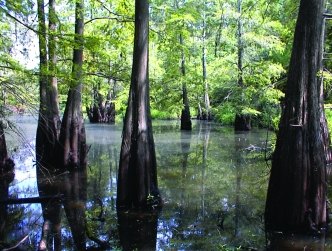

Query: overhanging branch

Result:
[85,16,133,25]
[0,7,38,33]
[324,13,332,19]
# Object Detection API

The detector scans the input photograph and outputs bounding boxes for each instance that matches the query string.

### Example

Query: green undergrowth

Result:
[325,106,332,136]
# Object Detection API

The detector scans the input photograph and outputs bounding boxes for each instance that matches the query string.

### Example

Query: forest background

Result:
[1,0,332,132]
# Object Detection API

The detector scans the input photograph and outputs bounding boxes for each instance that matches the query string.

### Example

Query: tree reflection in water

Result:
[0,165,15,247]
[37,169,87,250]
[4,119,332,249]
[267,232,326,250]
[118,210,159,251]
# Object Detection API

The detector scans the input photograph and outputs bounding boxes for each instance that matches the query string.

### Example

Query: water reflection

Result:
[118,211,159,250]
[233,132,247,238]
[37,169,87,250]
[37,169,62,250]
[5,117,332,250]
[267,233,326,250]
[180,130,191,177]
[0,165,15,246]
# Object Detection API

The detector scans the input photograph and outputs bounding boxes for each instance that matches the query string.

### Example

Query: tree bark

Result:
[36,1,62,249]
[179,33,192,130]
[320,15,332,165]
[117,0,161,210]
[48,0,60,119]
[234,0,250,131]
[58,0,87,170]
[36,0,61,172]
[265,0,328,233]
[200,5,211,121]
[86,83,115,124]
[0,121,14,244]
[214,9,224,57]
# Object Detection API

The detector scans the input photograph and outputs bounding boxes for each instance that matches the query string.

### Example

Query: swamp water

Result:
[1,116,332,250]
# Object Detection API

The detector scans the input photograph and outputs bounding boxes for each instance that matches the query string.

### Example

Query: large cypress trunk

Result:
[58,0,86,170]
[117,0,161,210]
[265,0,328,233]
[36,0,60,173]
[36,1,62,249]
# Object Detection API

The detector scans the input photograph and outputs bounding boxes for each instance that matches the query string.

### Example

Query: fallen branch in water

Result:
[0,195,63,205]
[3,234,29,251]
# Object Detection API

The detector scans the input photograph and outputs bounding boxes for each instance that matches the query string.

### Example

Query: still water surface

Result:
[1,116,331,250]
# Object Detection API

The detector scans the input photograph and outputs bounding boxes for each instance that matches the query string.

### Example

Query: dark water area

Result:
[1,116,332,250]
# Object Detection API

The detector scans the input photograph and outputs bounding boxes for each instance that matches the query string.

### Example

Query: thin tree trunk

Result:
[179,33,192,130]
[117,0,161,210]
[48,0,60,121]
[265,0,328,233]
[36,0,49,170]
[320,15,332,165]
[58,0,87,170]
[202,8,211,121]
[214,9,224,57]
[234,0,250,131]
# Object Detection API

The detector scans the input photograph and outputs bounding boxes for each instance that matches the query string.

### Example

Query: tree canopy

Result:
[0,0,302,130]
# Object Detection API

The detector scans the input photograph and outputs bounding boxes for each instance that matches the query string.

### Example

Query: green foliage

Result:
[218,244,242,251]
[325,106,332,136]
[0,0,296,128]
[213,102,235,125]
[151,109,177,119]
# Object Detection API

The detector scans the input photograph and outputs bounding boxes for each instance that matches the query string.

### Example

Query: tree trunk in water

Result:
[181,82,192,130]
[265,0,328,233]
[86,85,115,124]
[234,0,250,131]
[36,1,62,249]
[58,0,86,171]
[0,122,14,245]
[234,113,251,131]
[179,34,192,130]
[117,0,161,210]
[36,0,61,172]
